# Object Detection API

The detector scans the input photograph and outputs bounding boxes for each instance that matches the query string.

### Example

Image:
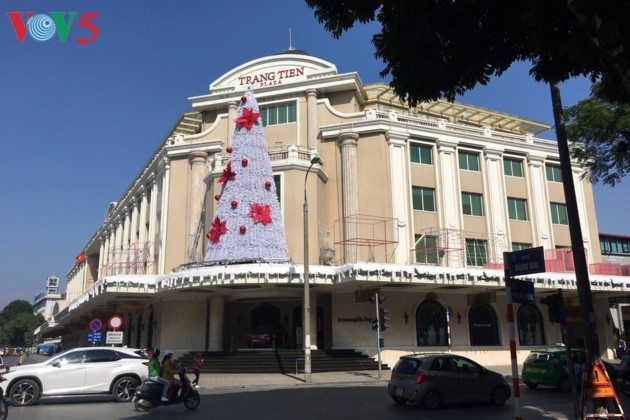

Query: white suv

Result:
[0,347,149,406]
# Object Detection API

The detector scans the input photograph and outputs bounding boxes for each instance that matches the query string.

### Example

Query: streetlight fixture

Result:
[303,154,322,383]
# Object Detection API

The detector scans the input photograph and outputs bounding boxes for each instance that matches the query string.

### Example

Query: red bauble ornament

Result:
[214,194,221,201]
[231,200,238,208]
[241,96,247,103]
[226,146,233,153]
[240,226,246,234]
[265,181,272,189]
[242,158,248,167]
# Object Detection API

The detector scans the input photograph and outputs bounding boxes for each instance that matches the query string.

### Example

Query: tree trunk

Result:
[549,81,600,364]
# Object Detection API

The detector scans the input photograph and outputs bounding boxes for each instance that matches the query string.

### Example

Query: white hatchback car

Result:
[0,347,149,406]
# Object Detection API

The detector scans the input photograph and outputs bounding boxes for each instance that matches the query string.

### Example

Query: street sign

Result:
[506,247,546,276]
[89,318,103,332]
[106,331,124,344]
[87,331,102,343]
[512,279,536,304]
[108,315,123,331]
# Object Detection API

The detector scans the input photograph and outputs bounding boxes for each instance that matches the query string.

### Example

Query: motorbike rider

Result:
[161,350,182,398]
[148,348,170,402]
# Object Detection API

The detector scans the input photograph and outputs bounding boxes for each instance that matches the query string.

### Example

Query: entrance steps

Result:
[177,349,387,374]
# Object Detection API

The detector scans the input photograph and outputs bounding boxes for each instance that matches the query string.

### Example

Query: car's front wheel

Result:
[525,383,538,389]
[112,376,139,402]
[9,379,39,406]
[490,386,508,406]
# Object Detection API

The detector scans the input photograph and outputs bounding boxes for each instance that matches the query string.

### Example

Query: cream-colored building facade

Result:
[37,52,630,368]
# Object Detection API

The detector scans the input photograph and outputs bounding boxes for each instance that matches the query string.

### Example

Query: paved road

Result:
[5,381,628,420]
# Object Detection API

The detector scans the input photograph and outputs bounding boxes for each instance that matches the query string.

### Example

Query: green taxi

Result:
[522,345,619,392]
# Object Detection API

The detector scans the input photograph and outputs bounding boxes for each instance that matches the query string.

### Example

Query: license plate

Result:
[394,388,404,397]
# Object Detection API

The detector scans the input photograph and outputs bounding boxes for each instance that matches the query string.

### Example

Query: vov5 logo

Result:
[7,12,98,44]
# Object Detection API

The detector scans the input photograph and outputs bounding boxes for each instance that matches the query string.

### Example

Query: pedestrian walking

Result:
[620,335,628,359]
[192,353,204,388]
[17,349,27,366]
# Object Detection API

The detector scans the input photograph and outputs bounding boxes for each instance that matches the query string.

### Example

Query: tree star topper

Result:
[207,216,228,243]
[235,108,260,131]
[249,203,272,225]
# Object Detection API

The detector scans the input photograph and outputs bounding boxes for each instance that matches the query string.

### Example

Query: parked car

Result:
[387,353,511,410]
[522,345,619,392]
[0,346,149,406]
[248,324,286,348]
[0,356,4,371]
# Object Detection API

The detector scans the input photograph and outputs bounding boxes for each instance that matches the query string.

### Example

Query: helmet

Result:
[164,349,174,357]
[152,348,160,357]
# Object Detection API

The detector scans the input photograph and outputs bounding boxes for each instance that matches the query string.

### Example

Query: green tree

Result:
[567,83,630,186]
[304,0,622,370]
[0,300,45,348]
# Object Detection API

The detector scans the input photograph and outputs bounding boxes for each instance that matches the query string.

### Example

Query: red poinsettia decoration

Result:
[235,108,260,131]
[249,203,272,225]
[206,216,228,243]
[218,161,236,184]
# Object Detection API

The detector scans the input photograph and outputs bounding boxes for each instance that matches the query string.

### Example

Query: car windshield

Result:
[525,352,551,363]
[395,358,421,374]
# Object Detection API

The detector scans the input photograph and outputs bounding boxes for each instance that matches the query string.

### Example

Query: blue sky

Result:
[0,1,627,309]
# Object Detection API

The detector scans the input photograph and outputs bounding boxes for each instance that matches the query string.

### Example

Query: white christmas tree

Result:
[204,89,289,264]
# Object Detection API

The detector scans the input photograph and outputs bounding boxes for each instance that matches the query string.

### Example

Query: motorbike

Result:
[0,374,8,420]
[133,366,200,412]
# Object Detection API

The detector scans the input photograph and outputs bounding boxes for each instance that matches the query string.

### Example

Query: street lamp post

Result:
[303,154,321,383]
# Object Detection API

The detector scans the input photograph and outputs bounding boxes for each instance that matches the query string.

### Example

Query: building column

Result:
[526,155,552,250]
[208,296,225,351]
[130,197,139,248]
[306,88,318,150]
[187,151,209,262]
[114,217,123,274]
[483,148,508,261]
[337,131,359,263]
[227,101,238,148]
[386,130,410,264]
[98,237,106,279]
[572,165,594,263]
[436,139,462,267]
[148,179,158,274]
[158,158,171,274]
[122,207,131,274]
[138,187,148,244]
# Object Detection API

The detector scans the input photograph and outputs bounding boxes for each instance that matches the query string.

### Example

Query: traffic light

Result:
[371,318,379,331]
[379,308,391,332]
[540,293,563,324]
[369,295,385,304]
[379,338,385,348]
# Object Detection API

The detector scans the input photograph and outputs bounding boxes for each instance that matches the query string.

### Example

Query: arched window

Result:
[469,304,500,346]
[517,304,546,346]
[416,300,447,346]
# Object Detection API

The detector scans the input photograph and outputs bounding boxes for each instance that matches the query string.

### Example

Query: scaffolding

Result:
[100,242,156,277]
[409,227,508,268]
[333,214,399,264]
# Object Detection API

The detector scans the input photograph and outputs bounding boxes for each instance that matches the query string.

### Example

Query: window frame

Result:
[517,304,546,346]
[507,197,528,221]
[466,238,488,266]
[412,186,436,212]
[459,151,480,171]
[410,143,433,165]
[550,202,569,225]
[512,243,531,252]
[260,101,297,127]
[503,158,523,177]
[545,164,563,183]
[462,192,484,216]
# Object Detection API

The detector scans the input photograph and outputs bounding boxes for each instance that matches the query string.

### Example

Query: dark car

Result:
[387,353,511,410]
[522,345,620,392]
[248,325,286,348]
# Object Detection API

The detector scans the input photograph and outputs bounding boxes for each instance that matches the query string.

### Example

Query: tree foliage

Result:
[0,300,45,347]
[305,0,630,105]
[567,83,630,186]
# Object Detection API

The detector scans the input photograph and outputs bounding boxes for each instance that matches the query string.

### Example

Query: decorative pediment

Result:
[209,53,337,94]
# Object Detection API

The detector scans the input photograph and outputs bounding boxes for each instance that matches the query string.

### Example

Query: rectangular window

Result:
[412,187,436,211]
[507,198,528,221]
[466,239,488,266]
[260,101,297,127]
[550,203,568,225]
[462,192,483,216]
[546,164,563,182]
[273,174,281,207]
[504,158,523,177]
[512,243,531,252]
[459,151,480,171]
[410,144,433,165]
[415,235,440,264]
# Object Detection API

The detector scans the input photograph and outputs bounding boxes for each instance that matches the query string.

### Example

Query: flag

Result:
[76,251,86,264]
